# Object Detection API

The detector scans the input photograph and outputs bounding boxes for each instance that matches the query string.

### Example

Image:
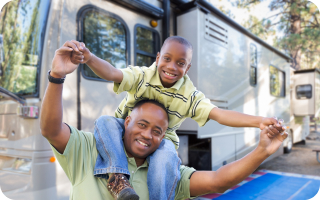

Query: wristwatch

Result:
[48,70,65,84]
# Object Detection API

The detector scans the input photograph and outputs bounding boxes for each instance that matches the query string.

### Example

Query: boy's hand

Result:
[258,127,288,156]
[260,117,286,138]
[69,40,92,64]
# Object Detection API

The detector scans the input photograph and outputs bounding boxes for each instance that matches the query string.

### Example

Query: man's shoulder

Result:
[52,125,96,157]
[69,125,95,143]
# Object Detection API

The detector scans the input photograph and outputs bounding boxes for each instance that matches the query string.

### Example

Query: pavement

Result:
[257,128,320,176]
[193,128,320,200]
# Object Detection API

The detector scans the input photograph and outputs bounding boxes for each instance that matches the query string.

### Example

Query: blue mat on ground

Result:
[215,173,320,200]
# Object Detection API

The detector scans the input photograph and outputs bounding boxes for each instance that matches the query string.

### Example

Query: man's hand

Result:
[260,117,286,138]
[258,127,288,156]
[189,125,288,197]
[51,41,84,78]
[69,40,93,64]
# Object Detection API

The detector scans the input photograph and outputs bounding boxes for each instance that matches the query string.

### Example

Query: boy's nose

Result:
[166,62,176,71]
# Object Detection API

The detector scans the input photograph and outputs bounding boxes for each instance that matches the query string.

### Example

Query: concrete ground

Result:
[257,128,320,176]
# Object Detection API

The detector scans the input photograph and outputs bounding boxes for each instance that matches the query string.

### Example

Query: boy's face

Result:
[156,40,192,88]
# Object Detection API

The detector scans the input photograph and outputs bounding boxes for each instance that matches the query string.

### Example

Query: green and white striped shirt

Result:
[114,63,216,149]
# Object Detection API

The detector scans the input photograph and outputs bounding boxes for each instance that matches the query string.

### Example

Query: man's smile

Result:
[136,139,150,147]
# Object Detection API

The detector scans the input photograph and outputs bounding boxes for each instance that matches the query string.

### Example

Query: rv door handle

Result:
[17,105,39,119]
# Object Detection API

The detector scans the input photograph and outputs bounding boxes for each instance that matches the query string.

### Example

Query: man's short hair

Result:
[133,100,169,122]
[162,36,193,52]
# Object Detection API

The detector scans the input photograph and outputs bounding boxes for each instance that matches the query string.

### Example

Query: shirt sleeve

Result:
[174,165,196,200]
[50,125,96,186]
[113,66,145,94]
[188,91,217,127]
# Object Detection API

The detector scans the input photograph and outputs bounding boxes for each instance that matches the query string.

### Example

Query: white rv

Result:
[0,0,302,199]
[287,68,319,151]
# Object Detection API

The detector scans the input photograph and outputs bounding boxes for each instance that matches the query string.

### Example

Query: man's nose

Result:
[141,129,152,140]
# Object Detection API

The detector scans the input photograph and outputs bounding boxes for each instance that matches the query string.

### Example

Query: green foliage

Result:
[82,10,127,79]
[0,0,43,96]
[269,65,281,96]
[235,0,320,70]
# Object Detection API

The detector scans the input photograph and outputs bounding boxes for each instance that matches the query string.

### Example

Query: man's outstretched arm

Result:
[40,41,80,154]
[189,128,288,197]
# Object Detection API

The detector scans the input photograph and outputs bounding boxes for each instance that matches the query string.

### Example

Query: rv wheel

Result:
[284,131,293,154]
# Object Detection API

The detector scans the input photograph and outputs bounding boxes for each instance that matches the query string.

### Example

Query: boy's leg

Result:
[147,139,181,200]
[94,115,129,178]
[94,115,139,200]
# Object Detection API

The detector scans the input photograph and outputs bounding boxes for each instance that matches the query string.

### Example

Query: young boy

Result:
[69,36,284,200]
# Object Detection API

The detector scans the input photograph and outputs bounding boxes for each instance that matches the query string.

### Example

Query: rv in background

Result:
[287,68,320,151]
[0,0,307,199]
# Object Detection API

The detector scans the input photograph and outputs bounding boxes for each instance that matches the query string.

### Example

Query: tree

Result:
[235,0,320,70]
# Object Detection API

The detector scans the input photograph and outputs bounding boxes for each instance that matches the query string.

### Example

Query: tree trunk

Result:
[289,0,302,70]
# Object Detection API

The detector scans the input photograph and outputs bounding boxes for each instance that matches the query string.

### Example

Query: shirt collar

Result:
[150,63,185,90]
[123,146,148,167]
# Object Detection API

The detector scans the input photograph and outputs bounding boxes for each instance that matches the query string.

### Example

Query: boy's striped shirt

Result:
[113,63,216,149]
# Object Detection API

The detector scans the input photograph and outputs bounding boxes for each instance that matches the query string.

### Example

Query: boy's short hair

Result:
[162,36,193,52]
[133,100,169,122]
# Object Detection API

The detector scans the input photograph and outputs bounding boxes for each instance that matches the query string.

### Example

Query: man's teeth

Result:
[137,140,148,147]
[165,72,175,77]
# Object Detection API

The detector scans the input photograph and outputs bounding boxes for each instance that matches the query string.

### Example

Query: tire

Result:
[284,131,293,154]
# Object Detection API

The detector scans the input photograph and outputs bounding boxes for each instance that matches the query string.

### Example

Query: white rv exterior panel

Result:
[292,72,315,116]
[177,8,290,168]
[178,9,290,135]
[211,134,236,170]
[315,72,320,117]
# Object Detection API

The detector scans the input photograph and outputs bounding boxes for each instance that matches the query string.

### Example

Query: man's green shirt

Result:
[51,125,195,200]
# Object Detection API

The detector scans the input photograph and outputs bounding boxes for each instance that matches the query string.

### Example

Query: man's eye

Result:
[163,57,170,61]
[154,130,161,135]
[138,123,146,127]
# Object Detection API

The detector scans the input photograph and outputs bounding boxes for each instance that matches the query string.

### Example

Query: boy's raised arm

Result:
[189,128,288,197]
[70,40,123,83]
[208,107,284,134]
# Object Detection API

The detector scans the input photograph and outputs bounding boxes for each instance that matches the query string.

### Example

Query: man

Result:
[40,42,288,200]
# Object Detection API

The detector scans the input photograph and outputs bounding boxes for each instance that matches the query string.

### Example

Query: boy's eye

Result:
[163,57,170,61]
[178,62,185,66]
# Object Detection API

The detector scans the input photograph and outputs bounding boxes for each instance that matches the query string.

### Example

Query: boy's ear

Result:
[185,63,192,75]
[155,52,160,65]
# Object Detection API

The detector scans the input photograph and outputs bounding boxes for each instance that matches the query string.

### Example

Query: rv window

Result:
[82,10,128,79]
[296,84,312,99]
[0,0,50,97]
[269,65,285,97]
[250,44,257,86]
[135,25,159,67]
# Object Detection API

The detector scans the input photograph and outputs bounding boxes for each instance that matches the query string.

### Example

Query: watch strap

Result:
[48,70,65,84]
